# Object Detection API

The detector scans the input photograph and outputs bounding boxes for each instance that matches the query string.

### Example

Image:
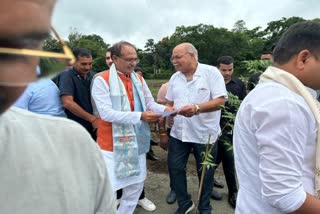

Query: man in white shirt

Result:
[0,0,116,213]
[163,42,227,214]
[234,21,320,213]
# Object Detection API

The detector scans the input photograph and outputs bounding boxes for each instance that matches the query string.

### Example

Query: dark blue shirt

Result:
[57,67,95,132]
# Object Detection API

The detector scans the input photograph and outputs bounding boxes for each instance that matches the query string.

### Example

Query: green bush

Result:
[154,69,174,79]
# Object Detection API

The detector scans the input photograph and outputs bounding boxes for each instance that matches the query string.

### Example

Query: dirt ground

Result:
[134,145,235,214]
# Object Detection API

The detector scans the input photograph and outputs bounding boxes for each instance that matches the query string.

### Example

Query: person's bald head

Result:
[171,43,198,75]
[173,43,198,60]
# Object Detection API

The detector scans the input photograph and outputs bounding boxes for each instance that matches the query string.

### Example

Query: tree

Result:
[43,29,110,72]
[263,17,305,51]
[232,20,247,33]
[144,39,156,54]
[42,36,62,53]
[143,39,157,74]
[44,16,316,77]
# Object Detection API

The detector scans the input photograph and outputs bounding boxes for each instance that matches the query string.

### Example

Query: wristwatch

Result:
[194,104,201,115]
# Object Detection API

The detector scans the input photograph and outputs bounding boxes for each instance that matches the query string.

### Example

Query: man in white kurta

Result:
[92,73,164,190]
[91,41,167,214]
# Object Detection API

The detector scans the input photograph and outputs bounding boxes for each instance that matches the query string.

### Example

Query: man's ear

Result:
[296,49,311,69]
[189,52,196,60]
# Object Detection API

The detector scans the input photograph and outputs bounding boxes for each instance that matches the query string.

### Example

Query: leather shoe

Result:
[166,190,176,204]
[146,151,160,161]
[214,178,224,188]
[174,201,194,214]
[211,189,222,200]
[228,192,237,209]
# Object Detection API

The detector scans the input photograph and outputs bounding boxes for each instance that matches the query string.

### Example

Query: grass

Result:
[146,79,169,99]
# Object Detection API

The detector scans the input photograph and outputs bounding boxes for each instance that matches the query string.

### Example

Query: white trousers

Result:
[117,181,144,214]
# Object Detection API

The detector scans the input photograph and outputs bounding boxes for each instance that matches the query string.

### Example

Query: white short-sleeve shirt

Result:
[166,63,227,144]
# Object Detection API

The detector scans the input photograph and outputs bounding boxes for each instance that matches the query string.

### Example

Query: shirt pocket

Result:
[190,87,210,104]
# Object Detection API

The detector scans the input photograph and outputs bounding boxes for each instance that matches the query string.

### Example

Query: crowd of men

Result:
[2,0,320,214]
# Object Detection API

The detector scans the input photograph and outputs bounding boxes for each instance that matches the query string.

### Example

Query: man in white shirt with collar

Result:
[163,42,227,214]
[234,21,320,213]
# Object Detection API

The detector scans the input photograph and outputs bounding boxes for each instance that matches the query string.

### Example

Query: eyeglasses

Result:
[0,26,75,87]
[119,57,140,64]
[170,53,190,62]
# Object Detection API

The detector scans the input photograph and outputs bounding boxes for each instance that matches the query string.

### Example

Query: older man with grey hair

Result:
[159,42,227,213]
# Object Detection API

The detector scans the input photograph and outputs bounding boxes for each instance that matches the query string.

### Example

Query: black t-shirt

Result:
[226,78,246,101]
[57,67,95,132]
[247,73,261,91]
[221,78,247,134]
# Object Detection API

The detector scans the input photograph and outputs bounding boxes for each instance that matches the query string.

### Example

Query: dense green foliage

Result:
[43,17,319,76]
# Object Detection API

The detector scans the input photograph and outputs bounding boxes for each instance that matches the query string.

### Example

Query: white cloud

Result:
[52,0,320,49]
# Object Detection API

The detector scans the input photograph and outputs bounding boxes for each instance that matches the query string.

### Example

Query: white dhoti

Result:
[101,150,146,214]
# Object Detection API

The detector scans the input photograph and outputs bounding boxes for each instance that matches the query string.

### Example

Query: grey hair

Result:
[111,41,135,57]
[186,44,198,61]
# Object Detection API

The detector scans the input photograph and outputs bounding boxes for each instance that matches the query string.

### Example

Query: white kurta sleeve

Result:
[91,76,141,124]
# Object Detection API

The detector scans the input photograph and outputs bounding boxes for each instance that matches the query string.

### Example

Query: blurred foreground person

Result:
[0,0,116,213]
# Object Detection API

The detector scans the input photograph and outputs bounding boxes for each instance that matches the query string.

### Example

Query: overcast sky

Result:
[52,0,319,50]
